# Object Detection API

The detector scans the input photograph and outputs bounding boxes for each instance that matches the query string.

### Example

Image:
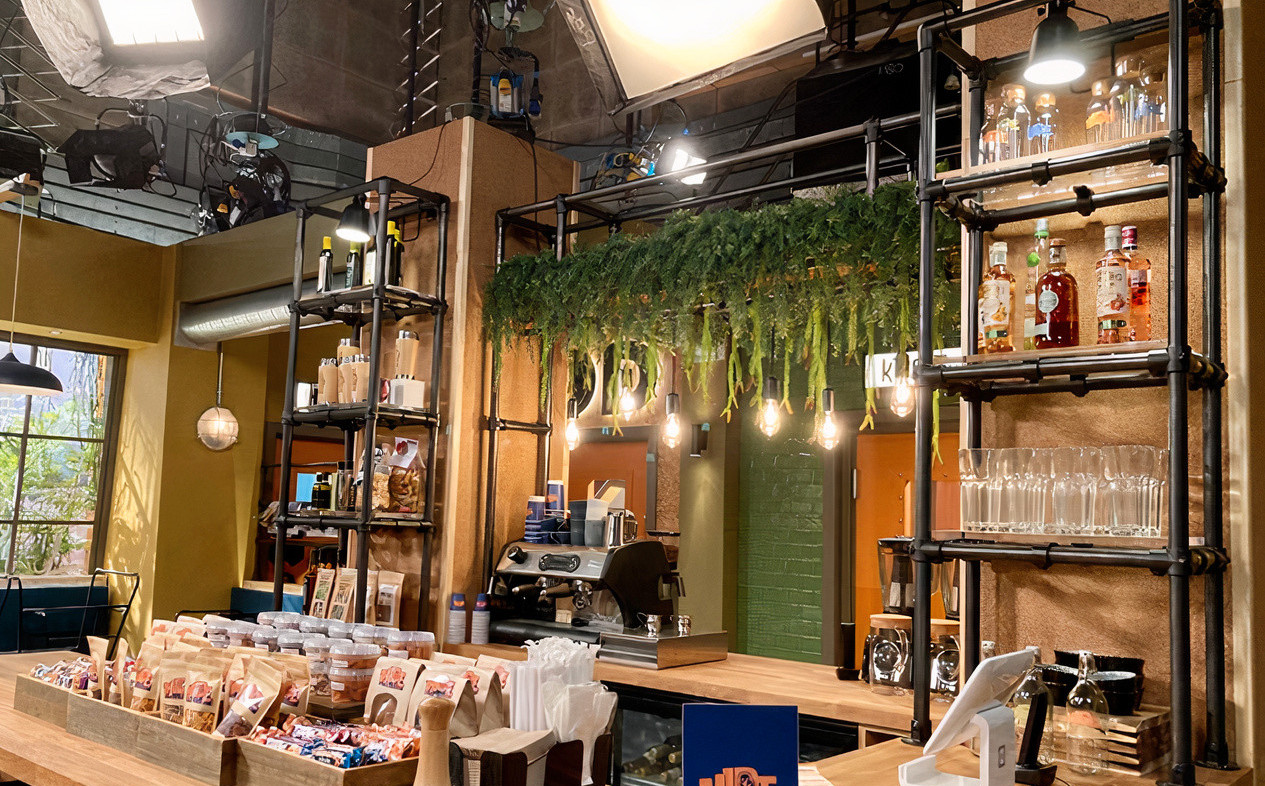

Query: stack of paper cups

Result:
[470,593,490,645]
[446,593,467,645]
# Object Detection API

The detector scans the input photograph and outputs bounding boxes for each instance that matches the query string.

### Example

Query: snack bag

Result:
[364,569,379,625]
[364,657,421,726]
[182,652,225,732]
[271,653,310,720]
[428,663,505,733]
[130,639,164,712]
[434,653,477,667]
[86,636,108,698]
[409,666,477,737]
[159,650,197,722]
[221,652,253,719]
[386,438,422,512]
[214,659,283,738]
[107,639,130,705]
[374,571,405,628]
[310,567,336,618]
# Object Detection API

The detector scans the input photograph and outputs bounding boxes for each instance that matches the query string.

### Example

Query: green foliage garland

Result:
[484,181,960,431]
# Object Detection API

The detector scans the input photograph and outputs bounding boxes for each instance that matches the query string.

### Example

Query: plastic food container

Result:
[277,631,307,655]
[252,627,280,652]
[299,617,330,635]
[303,636,333,662]
[329,641,381,670]
[350,623,378,647]
[273,611,303,630]
[385,629,411,659]
[309,660,331,697]
[410,631,436,660]
[325,621,354,640]
[204,615,232,648]
[256,611,280,627]
[329,666,374,703]
[227,621,257,648]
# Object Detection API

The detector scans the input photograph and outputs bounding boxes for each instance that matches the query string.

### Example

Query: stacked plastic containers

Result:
[384,630,436,660]
[328,641,381,703]
[204,615,232,648]
[304,636,334,697]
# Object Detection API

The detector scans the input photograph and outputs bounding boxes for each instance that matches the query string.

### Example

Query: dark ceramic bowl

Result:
[1054,650,1145,678]
[1037,663,1078,706]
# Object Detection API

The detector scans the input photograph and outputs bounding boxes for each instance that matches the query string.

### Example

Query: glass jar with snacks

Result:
[309,659,332,697]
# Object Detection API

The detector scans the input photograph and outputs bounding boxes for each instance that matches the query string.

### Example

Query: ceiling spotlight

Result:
[663,392,683,449]
[759,376,782,438]
[662,133,707,185]
[890,376,915,418]
[817,388,840,451]
[336,194,373,243]
[1023,0,1087,85]
[565,397,580,451]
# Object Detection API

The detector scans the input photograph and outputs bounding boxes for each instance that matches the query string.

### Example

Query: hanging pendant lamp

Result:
[0,195,62,397]
[197,343,238,450]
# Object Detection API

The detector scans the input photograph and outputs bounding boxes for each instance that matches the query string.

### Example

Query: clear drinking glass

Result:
[993,447,1033,533]
[1025,449,1055,537]
[1009,647,1059,765]
[1051,446,1096,535]
[959,449,990,533]
[1106,445,1157,537]
[1150,448,1169,538]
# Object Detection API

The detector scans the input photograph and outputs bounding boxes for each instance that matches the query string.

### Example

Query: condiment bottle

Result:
[317,236,335,293]
[1085,80,1112,144]
[317,358,339,405]
[337,337,359,361]
[1035,238,1080,349]
[311,473,333,511]
[979,99,1000,165]
[977,241,1015,354]
[397,330,420,378]
[1096,225,1130,344]
[388,220,405,286]
[345,243,363,290]
[1023,219,1049,350]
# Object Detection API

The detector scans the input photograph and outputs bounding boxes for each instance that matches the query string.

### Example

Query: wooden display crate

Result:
[1051,704,1171,777]
[12,674,73,728]
[235,738,419,786]
[62,690,236,786]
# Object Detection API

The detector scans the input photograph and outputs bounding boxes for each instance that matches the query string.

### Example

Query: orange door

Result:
[567,440,649,534]
[853,432,960,665]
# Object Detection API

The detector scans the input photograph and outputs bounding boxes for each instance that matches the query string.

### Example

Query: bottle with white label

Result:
[1123,225,1151,342]
[1024,220,1049,350]
[977,241,1015,354]
[1096,225,1131,344]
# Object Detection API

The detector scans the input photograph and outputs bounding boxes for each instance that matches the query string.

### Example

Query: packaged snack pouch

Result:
[310,567,336,618]
[214,659,283,738]
[107,639,130,705]
[374,571,405,627]
[364,657,421,726]
[271,652,311,719]
[408,666,477,738]
[160,650,197,722]
[182,652,224,732]
[221,651,253,719]
[385,438,422,512]
[86,636,108,698]
[129,639,164,712]
[327,569,358,623]
[364,570,379,625]
[428,663,505,732]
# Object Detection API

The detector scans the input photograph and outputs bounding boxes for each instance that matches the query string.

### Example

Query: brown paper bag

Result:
[429,664,505,733]
[328,568,358,622]
[375,570,406,628]
[408,668,478,738]
[364,657,422,726]
[271,652,311,719]
[455,728,558,786]
[365,569,380,625]
[183,652,225,732]
[159,650,198,722]
[108,639,130,705]
[214,658,283,738]
[86,636,109,699]
[129,639,164,712]
[310,567,336,618]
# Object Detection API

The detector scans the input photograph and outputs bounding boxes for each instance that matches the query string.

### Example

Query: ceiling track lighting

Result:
[818,387,840,451]
[336,194,374,244]
[1024,0,1087,86]
[0,196,62,397]
[565,397,580,451]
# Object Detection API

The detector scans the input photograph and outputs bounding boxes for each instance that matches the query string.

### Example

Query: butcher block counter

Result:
[447,642,942,742]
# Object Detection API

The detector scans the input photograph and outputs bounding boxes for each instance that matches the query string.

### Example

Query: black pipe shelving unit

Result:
[273,177,450,629]
[909,1,1229,783]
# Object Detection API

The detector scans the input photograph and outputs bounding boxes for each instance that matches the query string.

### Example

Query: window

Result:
[0,337,124,576]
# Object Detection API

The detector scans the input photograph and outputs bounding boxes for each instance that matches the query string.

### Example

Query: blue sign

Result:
[683,704,799,786]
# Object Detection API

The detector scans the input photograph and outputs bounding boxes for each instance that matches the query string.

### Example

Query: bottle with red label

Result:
[977,241,1015,354]
[1035,238,1079,349]
[1096,225,1131,344]
[1122,225,1151,341]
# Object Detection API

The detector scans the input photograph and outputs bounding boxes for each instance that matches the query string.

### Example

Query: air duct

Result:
[179,280,322,346]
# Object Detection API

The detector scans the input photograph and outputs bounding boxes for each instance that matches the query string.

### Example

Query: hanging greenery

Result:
[484,181,961,432]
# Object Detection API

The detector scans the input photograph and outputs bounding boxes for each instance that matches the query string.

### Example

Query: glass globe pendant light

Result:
[197,344,238,450]
[0,195,62,397]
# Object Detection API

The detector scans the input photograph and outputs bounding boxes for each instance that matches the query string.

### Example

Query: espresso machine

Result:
[489,538,727,668]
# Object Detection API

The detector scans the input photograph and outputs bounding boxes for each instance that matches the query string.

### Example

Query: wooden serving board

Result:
[235,738,419,786]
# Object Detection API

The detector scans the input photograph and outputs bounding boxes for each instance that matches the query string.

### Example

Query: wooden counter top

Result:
[813,738,1253,786]
[448,643,942,735]
[0,650,204,786]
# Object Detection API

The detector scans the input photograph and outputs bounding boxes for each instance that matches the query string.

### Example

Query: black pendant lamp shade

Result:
[1023,1,1086,85]
[335,194,373,243]
[0,351,62,396]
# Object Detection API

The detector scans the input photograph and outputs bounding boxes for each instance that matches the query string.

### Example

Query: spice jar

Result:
[329,666,375,703]
[329,641,381,670]
[252,627,280,652]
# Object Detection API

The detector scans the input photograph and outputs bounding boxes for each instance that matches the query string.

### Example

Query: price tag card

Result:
[683,704,799,786]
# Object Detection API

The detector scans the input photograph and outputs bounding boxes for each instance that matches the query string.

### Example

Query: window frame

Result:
[0,333,126,576]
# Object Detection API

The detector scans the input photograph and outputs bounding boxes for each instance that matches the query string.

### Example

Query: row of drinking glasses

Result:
[959,446,1168,538]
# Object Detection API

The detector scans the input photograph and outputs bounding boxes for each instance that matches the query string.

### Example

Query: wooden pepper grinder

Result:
[413,697,456,786]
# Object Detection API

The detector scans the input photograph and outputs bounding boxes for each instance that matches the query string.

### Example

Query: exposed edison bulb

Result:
[565,417,580,450]
[758,397,781,438]
[819,412,839,450]
[619,386,637,421]
[890,376,915,418]
[664,412,682,448]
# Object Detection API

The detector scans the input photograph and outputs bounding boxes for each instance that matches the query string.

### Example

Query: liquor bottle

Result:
[1109,56,1145,140]
[977,241,1015,354]
[996,84,1031,160]
[979,99,1000,165]
[1035,238,1079,349]
[1024,219,1049,350]
[1085,80,1112,144]
[1123,225,1151,341]
[345,243,363,289]
[1140,65,1167,134]
[1096,225,1131,344]
[389,220,405,286]
[1028,92,1059,155]
[317,236,335,293]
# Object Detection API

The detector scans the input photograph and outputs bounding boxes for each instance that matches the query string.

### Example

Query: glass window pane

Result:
[28,348,112,440]
[0,343,33,434]
[12,523,89,576]
[0,436,17,520]
[18,438,102,521]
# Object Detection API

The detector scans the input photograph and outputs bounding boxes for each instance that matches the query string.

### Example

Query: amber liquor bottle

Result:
[977,241,1015,354]
[1096,225,1131,344]
[1122,225,1151,341]
[1035,238,1079,348]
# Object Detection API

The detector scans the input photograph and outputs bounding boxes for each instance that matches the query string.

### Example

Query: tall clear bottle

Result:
[978,241,1015,354]
[1140,65,1167,135]
[1064,651,1110,776]
[1123,225,1151,341]
[1009,647,1058,765]
[1096,225,1131,344]
[1035,239,1079,348]
[1028,93,1059,155]
[996,84,1032,161]
[1109,56,1146,140]
[979,99,1001,165]
[1024,220,1049,350]
[1086,80,1113,144]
